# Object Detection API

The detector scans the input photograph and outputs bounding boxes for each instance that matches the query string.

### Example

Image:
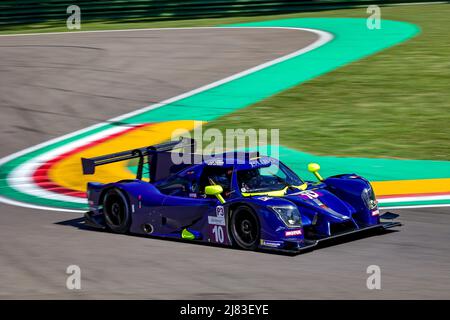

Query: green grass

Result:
[2,4,449,160]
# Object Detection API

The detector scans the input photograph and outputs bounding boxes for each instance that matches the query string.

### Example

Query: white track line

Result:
[383,204,450,210]
[0,26,333,211]
[0,196,84,213]
[9,125,128,204]
[0,26,321,37]
[379,194,450,203]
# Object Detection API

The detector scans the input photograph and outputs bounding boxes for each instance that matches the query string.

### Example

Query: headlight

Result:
[361,187,377,210]
[269,205,302,227]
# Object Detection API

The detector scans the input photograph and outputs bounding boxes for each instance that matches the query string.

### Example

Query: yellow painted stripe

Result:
[372,178,450,197]
[48,120,202,193]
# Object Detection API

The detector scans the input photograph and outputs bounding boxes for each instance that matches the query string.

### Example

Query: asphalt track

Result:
[0,28,449,299]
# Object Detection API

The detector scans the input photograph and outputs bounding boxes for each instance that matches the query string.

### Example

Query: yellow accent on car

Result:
[205,185,226,204]
[241,183,308,197]
[307,162,324,181]
[181,228,195,240]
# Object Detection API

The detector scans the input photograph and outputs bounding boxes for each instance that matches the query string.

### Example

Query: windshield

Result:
[237,161,304,193]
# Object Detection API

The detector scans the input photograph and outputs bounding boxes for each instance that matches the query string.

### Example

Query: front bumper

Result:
[261,218,401,254]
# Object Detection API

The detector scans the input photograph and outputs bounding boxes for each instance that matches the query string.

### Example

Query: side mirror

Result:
[205,185,225,203]
[205,185,223,195]
[307,163,324,181]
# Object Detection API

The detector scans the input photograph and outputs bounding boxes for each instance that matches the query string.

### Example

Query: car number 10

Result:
[212,225,224,243]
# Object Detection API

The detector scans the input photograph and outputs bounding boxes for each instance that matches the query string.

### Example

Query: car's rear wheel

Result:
[103,189,131,234]
[230,206,260,250]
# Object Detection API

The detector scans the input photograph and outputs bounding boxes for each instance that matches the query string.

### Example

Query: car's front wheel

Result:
[103,188,131,234]
[230,205,260,250]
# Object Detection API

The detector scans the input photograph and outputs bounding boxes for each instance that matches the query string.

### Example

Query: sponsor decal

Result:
[208,215,225,226]
[208,208,229,244]
[371,209,380,216]
[206,159,224,166]
[260,239,283,248]
[189,193,197,198]
[257,196,272,201]
[299,190,321,200]
[216,205,224,217]
[284,229,302,237]
[249,157,271,167]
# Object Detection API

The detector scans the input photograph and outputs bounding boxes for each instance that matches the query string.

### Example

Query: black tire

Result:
[230,205,260,250]
[103,189,131,234]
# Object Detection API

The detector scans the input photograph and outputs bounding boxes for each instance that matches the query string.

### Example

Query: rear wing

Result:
[81,137,195,181]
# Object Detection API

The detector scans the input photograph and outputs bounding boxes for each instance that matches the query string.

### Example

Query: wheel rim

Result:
[232,209,258,247]
[105,194,126,228]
